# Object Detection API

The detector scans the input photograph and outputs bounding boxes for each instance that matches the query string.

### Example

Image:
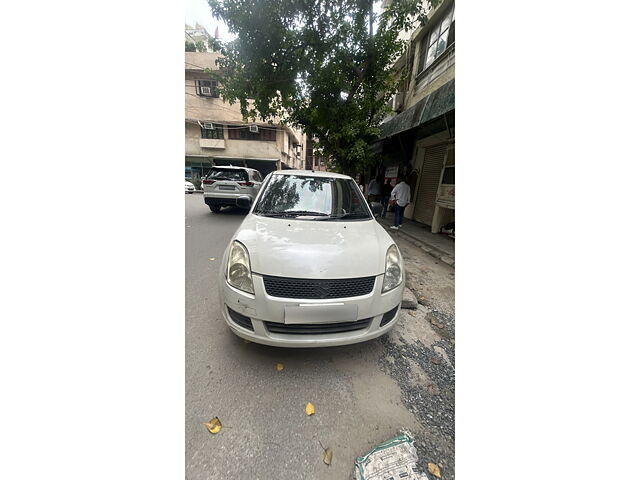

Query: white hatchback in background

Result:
[218,170,405,348]
[202,166,263,213]
[185,180,196,193]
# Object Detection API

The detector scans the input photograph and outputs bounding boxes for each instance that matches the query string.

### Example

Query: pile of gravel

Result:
[379,336,455,479]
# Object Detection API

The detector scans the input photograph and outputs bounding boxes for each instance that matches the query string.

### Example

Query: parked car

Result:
[185,180,196,194]
[218,170,404,347]
[202,166,263,213]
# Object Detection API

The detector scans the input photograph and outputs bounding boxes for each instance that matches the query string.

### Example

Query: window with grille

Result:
[200,123,224,139]
[227,126,277,141]
[196,79,219,97]
[420,3,455,73]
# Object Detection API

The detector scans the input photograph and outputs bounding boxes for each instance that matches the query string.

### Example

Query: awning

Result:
[379,79,454,140]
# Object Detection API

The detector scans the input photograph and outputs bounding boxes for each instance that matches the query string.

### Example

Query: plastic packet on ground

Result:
[354,431,428,480]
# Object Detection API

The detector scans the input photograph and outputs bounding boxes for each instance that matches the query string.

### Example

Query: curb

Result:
[384,225,455,269]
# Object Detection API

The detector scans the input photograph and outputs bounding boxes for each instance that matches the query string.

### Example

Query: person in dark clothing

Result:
[367,175,383,203]
[381,178,393,217]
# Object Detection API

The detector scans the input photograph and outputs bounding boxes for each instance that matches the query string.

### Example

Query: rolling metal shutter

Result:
[413,143,447,225]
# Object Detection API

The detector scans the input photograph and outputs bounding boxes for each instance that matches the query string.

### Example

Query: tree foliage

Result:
[207,0,436,173]
[207,37,221,52]
[185,41,196,52]
[195,40,207,52]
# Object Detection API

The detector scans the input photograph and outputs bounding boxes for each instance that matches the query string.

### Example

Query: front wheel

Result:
[209,205,221,213]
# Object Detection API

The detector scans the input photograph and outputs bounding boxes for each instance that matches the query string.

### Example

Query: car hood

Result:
[233,215,395,278]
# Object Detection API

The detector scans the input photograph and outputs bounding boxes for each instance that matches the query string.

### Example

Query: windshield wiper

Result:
[253,211,285,217]
[254,210,333,218]
[322,212,370,220]
[281,210,329,217]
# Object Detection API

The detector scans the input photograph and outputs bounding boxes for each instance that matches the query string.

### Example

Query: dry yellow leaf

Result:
[323,447,333,465]
[204,417,222,434]
[276,363,284,371]
[427,462,441,478]
[305,402,315,416]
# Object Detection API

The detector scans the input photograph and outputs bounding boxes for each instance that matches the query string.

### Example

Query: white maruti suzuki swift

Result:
[218,170,404,347]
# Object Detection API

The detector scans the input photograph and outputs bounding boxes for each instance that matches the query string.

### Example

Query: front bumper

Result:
[218,272,404,348]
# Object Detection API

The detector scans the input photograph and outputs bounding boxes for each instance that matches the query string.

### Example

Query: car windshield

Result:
[253,175,371,220]
[208,168,248,182]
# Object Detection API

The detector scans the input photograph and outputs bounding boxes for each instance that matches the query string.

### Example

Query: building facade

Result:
[185,51,306,183]
[375,0,455,233]
[185,23,215,51]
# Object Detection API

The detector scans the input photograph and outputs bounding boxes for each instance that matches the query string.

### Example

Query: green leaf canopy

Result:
[208,0,433,172]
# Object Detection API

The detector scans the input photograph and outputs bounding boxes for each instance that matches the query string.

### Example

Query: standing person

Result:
[389,174,411,230]
[381,178,393,217]
[367,175,382,203]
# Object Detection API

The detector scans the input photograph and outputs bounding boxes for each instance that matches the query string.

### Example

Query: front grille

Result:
[227,307,254,331]
[262,275,376,299]
[264,318,371,335]
[380,305,400,327]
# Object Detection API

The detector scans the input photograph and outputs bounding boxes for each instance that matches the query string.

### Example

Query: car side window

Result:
[253,171,262,182]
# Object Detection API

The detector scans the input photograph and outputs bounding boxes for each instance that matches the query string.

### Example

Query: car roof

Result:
[272,169,351,180]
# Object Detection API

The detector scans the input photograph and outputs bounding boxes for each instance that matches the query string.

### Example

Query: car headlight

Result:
[382,244,403,293]
[226,241,254,294]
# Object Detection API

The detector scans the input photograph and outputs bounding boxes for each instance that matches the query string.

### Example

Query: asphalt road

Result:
[185,193,455,480]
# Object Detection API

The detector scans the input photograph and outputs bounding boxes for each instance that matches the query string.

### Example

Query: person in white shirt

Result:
[389,174,411,230]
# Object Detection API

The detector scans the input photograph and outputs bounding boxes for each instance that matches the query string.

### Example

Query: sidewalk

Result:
[378,214,455,268]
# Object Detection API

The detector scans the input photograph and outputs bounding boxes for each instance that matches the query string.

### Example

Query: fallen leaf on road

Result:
[430,318,444,329]
[305,402,315,416]
[426,383,439,395]
[276,363,284,371]
[204,417,222,434]
[323,447,333,465]
[431,356,443,365]
[427,462,441,478]
[409,311,417,317]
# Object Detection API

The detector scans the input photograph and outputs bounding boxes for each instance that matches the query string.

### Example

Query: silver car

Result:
[202,166,263,213]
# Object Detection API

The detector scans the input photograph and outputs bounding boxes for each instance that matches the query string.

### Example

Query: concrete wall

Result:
[396,0,455,110]
[185,121,285,163]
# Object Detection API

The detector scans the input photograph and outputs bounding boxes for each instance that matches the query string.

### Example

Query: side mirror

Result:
[370,202,383,218]
[236,195,253,210]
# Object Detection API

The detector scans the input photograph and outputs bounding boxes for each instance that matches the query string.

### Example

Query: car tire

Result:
[209,205,222,213]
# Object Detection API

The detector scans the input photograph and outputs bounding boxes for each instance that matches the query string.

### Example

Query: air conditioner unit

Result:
[391,93,404,112]
[200,86,212,95]
[249,125,259,133]
[203,122,214,129]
